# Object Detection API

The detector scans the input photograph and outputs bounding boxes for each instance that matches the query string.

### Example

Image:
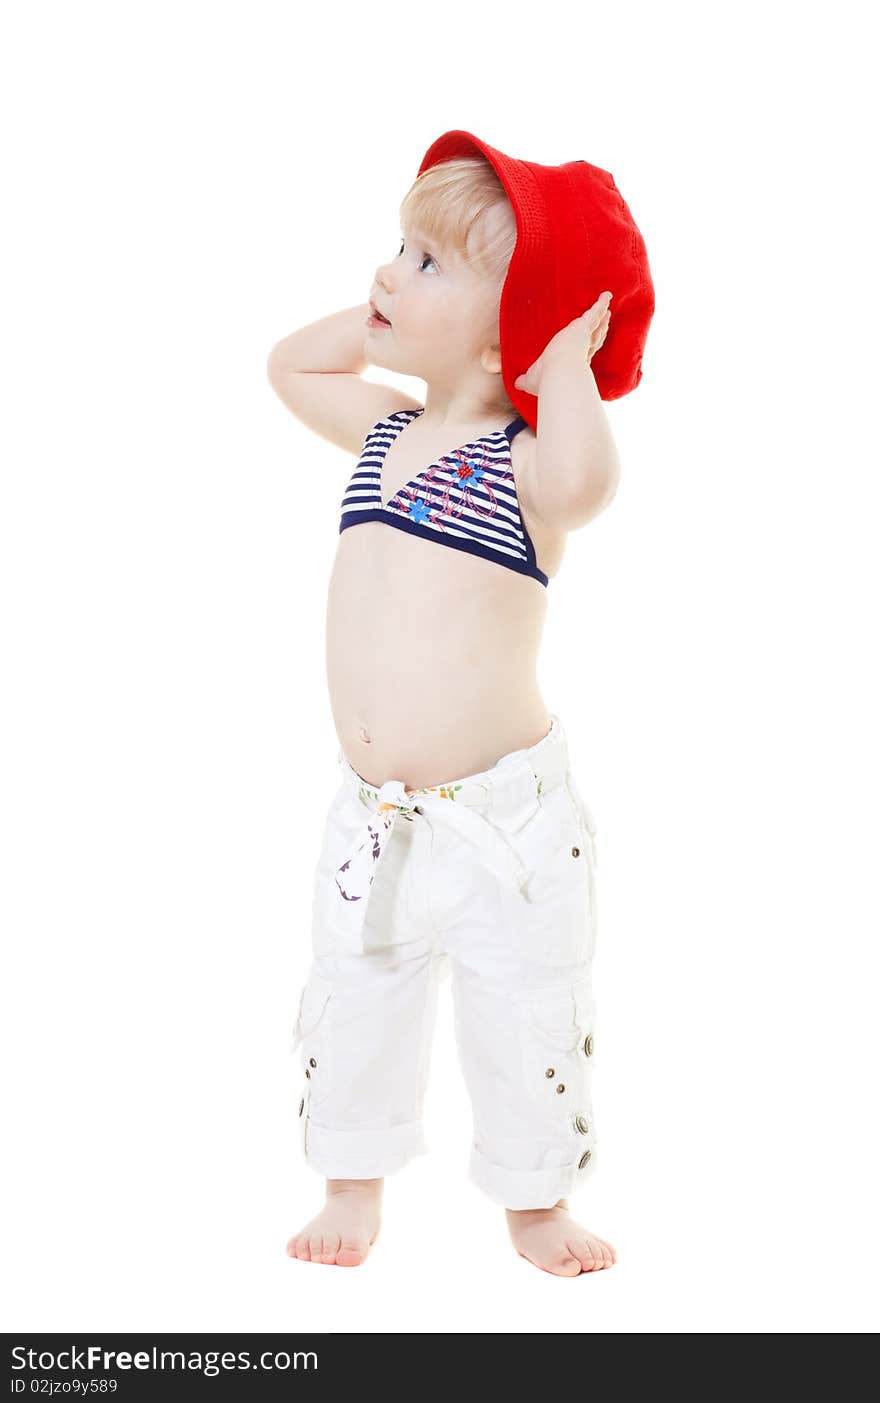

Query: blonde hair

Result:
[399,156,517,283]
[399,156,518,415]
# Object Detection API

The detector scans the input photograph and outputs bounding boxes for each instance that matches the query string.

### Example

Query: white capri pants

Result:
[290,713,601,1211]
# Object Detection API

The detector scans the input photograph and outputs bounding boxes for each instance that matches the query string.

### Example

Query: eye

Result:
[397,239,437,272]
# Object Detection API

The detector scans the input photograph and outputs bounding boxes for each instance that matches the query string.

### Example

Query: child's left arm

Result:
[514,292,619,530]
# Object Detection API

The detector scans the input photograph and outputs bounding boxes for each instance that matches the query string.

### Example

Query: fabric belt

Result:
[330,719,573,953]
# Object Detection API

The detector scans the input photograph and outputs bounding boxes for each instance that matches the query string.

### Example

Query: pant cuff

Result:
[304,1118,428,1180]
[469,1143,597,1210]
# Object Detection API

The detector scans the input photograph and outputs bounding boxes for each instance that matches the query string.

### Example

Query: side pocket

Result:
[290,971,333,1051]
[291,972,334,1129]
[514,976,598,1170]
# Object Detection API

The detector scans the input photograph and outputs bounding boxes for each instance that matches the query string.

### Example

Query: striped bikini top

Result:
[338,407,548,587]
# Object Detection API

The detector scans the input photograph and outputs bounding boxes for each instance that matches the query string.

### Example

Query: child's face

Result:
[367,218,502,391]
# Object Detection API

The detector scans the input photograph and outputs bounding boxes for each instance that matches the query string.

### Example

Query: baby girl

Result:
[267,129,653,1276]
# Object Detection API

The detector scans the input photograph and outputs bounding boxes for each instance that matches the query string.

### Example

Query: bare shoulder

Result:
[267,367,423,456]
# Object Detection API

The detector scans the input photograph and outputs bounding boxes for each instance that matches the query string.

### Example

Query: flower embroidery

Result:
[390,469,449,531]
[465,469,512,519]
[448,448,514,521]
[403,496,436,526]
[388,449,512,527]
[455,456,490,488]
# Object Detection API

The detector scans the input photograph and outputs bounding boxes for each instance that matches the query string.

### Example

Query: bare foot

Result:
[287,1178,383,1267]
[506,1198,617,1276]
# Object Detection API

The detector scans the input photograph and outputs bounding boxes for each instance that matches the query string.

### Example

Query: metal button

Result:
[575,1114,589,1134]
[305,1068,311,1079]
[545,1067,555,1079]
[583,1033,594,1057]
[298,1097,304,1117]
[556,1083,566,1094]
[571,846,580,857]
[578,1149,592,1169]
[309,1057,317,1068]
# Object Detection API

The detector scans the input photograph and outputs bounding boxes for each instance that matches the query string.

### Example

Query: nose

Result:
[374,257,395,292]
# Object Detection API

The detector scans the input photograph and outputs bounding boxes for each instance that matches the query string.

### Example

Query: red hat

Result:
[417,130,655,428]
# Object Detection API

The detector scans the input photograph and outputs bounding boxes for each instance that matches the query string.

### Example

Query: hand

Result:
[513,291,612,396]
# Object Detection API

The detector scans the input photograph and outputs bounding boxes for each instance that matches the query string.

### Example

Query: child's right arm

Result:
[267,303,422,456]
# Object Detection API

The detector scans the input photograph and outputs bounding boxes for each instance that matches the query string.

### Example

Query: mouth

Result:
[369,303,392,326]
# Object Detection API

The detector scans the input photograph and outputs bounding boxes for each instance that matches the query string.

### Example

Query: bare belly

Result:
[325,523,552,788]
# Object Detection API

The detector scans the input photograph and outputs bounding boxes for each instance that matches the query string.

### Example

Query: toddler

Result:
[267,129,654,1276]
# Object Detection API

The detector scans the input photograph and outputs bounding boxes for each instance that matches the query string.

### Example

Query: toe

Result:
[321,1232,341,1265]
[597,1238,616,1267]
[337,1241,367,1267]
[551,1256,582,1277]
[308,1235,323,1263]
[295,1239,311,1261]
[570,1239,599,1271]
[285,1235,299,1258]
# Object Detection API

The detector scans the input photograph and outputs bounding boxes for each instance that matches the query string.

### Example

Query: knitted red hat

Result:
[417,130,655,429]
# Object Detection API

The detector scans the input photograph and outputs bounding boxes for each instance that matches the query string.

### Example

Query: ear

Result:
[481,343,503,375]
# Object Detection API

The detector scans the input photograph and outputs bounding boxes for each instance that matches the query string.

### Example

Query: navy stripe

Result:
[339,509,550,588]
[338,409,548,587]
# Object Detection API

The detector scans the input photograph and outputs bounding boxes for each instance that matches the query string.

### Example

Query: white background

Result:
[2,0,878,1335]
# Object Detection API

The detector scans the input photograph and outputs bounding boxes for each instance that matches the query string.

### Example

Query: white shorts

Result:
[290,713,601,1211]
